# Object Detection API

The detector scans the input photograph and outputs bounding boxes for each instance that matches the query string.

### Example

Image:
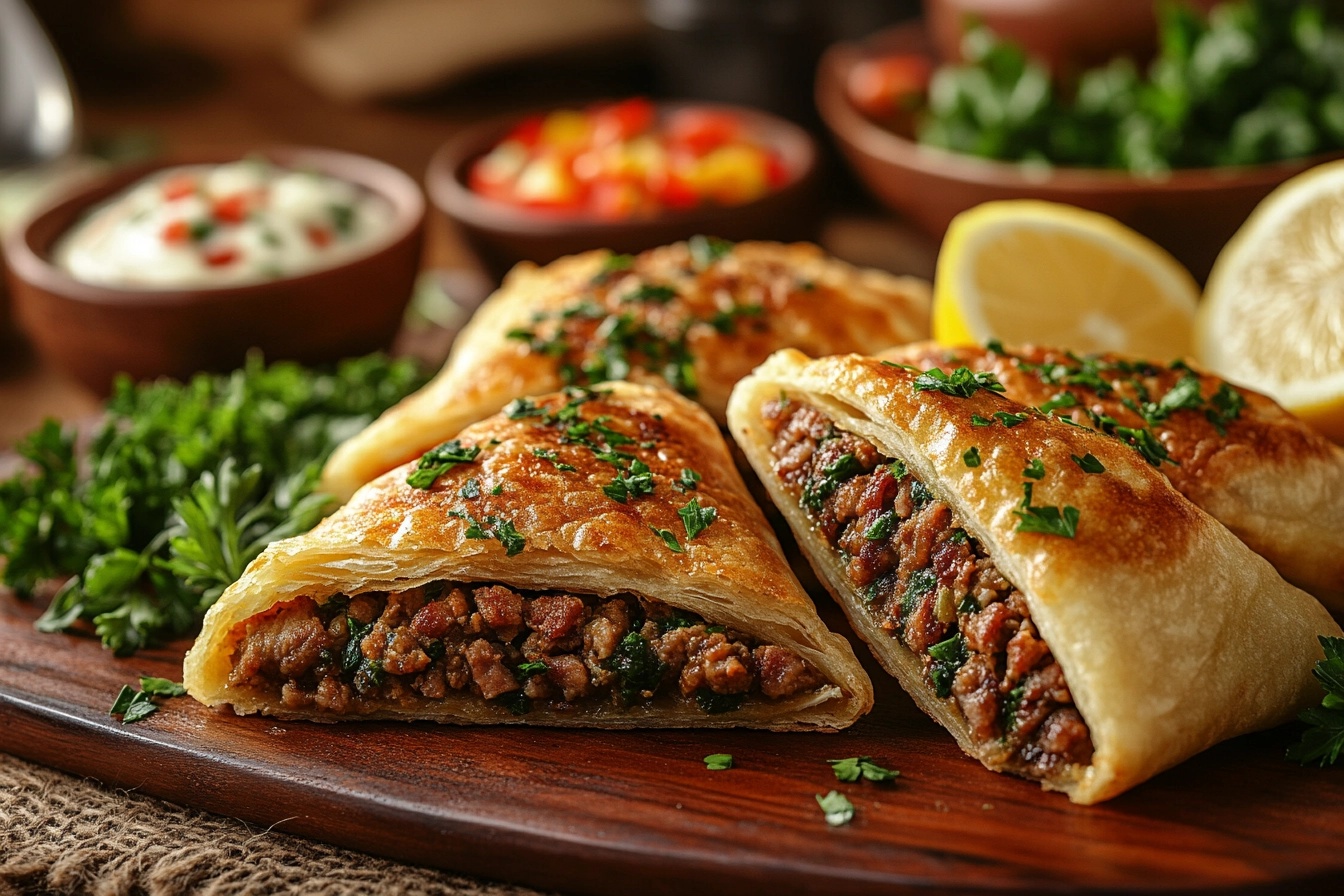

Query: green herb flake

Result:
[678,498,718,541]
[1022,458,1045,480]
[703,753,734,771]
[864,511,895,541]
[139,676,186,697]
[1038,392,1078,414]
[1286,635,1344,766]
[449,511,526,556]
[406,439,481,489]
[460,478,482,499]
[695,689,745,714]
[109,685,138,716]
[963,447,982,468]
[651,526,684,553]
[913,366,1006,398]
[624,283,678,304]
[993,411,1030,428]
[120,693,160,724]
[1013,483,1080,538]
[490,483,504,496]
[514,660,549,680]
[815,790,855,827]
[928,633,969,698]
[532,448,576,472]
[688,234,734,270]
[970,414,994,427]
[1071,453,1105,474]
[674,468,702,492]
[593,252,635,283]
[828,756,900,783]
[603,458,655,504]
[606,632,666,704]
[1206,382,1245,435]
[985,338,1006,354]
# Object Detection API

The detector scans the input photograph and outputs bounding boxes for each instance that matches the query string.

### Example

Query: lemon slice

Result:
[1198,160,1344,441]
[933,200,1199,360]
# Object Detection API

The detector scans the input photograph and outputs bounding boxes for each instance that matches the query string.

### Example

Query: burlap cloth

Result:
[0,753,554,896]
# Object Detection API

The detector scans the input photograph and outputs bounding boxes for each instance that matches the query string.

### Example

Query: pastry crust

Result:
[321,240,930,501]
[185,381,874,730]
[727,349,1341,802]
[883,342,1344,613]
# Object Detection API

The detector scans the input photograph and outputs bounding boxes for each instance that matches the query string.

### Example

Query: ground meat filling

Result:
[763,398,1094,776]
[228,584,826,717]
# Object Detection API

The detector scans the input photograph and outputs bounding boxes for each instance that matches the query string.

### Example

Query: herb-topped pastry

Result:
[184,382,873,729]
[727,349,1340,802]
[883,341,1344,613]
[320,238,930,501]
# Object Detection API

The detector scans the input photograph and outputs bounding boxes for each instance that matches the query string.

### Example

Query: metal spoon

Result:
[0,0,77,167]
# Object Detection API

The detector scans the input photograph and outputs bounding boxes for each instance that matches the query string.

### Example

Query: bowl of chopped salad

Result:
[2,146,425,392]
[817,0,1344,281]
[426,98,820,280]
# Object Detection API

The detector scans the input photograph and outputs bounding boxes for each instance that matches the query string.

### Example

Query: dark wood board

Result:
[2,587,1342,896]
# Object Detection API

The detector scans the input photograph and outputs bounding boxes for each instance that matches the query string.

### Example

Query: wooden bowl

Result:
[2,147,425,393]
[816,23,1344,282]
[426,102,821,281]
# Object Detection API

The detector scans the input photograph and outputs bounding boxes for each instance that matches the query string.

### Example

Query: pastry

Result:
[727,349,1341,802]
[185,381,874,730]
[320,238,930,500]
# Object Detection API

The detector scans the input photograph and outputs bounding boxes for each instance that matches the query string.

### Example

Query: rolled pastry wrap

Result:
[882,341,1344,613]
[320,239,930,501]
[185,381,873,730]
[727,350,1341,802]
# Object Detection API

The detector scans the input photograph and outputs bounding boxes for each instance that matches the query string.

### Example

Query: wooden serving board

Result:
[1,587,1342,895]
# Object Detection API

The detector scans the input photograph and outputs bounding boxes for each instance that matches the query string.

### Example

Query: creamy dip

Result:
[54,159,394,288]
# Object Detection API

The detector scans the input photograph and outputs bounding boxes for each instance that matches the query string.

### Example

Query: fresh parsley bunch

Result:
[1287,636,1344,766]
[0,352,425,655]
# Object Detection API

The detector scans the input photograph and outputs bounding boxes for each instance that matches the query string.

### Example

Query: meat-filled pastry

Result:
[320,238,930,501]
[882,341,1344,613]
[185,381,873,730]
[727,350,1340,802]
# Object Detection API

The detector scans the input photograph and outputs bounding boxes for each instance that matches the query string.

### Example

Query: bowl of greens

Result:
[817,0,1344,281]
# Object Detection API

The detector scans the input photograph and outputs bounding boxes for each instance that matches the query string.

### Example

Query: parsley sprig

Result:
[1,353,424,655]
[1013,482,1080,538]
[1287,636,1344,766]
[913,366,1006,398]
[828,756,899,783]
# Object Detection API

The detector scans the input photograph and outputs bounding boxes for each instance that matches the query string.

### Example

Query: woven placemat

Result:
[0,753,553,896]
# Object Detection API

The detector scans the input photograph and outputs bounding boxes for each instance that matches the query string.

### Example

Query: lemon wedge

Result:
[1198,160,1344,441]
[933,200,1199,360]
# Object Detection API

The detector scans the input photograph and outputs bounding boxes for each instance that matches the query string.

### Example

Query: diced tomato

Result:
[591,97,655,146]
[847,54,933,119]
[588,177,644,220]
[161,219,190,244]
[666,109,741,156]
[162,174,198,201]
[212,193,249,224]
[306,226,333,248]
[506,115,545,148]
[203,246,239,267]
[657,171,700,211]
[764,152,790,189]
[513,155,583,208]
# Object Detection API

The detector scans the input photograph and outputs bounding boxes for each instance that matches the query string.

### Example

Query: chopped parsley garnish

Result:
[532,448,576,472]
[658,610,697,633]
[802,452,865,511]
[460,478,482,499]
[1206,382,1245,434]
[603,458,655,503]
[651,526,684,553]
[448,511,527,556]
[949,529,968,544]
[491,483,504,496]
[1112,424,1174,467]
[514,660,549,679]
[703,753,734,771]
[593,252,635,283]
[188,219,216,242]
[1001,684,1026,735]
[864,512,895,541]
[828,756,899,783]
[1022,458,1045,480]
[912,366,1006,398]
[888,459,907,480]
[708,303,764,334]
[1071,453,1105,474]
[501,691,532,715]
[688,234,734,270]
[928,633,968,698]
[624,283,678,304]
[815,790,855,827]
[992,411,1030,428]
[985,338,1006,354]
[677,498,718,540]
[674,468,702,492]
[909,479,933,507]
[1013,482,1080,538]
[504,397,544,419]
[1038,392,1078,415]
[139,676,187,697]
[900,569,937,618]
[962,447,982,468]
[1287,636,1344,767]
[406,439,481,489]
[970,414,993,427]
